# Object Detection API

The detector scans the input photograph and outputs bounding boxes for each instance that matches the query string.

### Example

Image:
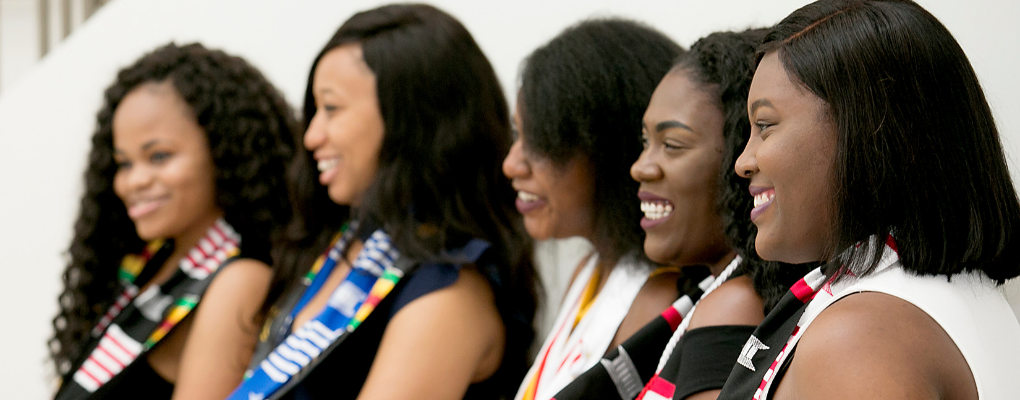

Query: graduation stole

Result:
[547,256,742,400]
[226,224,403,400]
[716,235,898,400]
[547,265,715,400]
[55,218,241,400]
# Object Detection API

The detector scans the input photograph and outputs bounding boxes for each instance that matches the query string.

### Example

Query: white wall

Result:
[1,0,1018,398]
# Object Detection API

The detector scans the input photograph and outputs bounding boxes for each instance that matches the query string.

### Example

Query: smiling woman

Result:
[228,4,538,400]
[51,42,298,400]
[504,19,684,400]
[719,1,1020,399]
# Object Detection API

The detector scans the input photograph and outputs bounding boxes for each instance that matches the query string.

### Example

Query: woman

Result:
[51,43,297,400]
[718,0,1020,399]
[552,29,813,400]
[503,19,686,400]
[228,4,537,400]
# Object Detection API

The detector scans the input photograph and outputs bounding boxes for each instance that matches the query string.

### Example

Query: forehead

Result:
[749,52,828,115]
[313,44,375,94]
[112,83,203,147]
[645,70,718,122]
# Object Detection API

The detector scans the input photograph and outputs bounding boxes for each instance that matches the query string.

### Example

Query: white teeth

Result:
[317,158,338,172]
[753,191,774,208]
[640,201,673,220]
[518,191,539,202]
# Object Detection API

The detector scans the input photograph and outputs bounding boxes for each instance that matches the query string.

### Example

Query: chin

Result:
[326,189,356,206]
[133,224,165,242]
[522,222,549,241]
[642,239,673,265]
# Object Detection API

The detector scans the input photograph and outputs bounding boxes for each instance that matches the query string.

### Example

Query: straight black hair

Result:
[760,0,1020,283]
[267,4,537,396]
[518,18,683,265]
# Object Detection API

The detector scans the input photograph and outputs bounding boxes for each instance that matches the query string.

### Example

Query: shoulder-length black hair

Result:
[673,29,815,310]
[518,18,682,265]
[51,42,298,376]
[760,0,1020,283]
[267,4,537,395]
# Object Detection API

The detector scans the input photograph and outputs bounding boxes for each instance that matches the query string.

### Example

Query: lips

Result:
[749,186,775,221]
[317,157,339,185]
[126,196,169,219]
[515,190,547,214]
[637,191,673,230]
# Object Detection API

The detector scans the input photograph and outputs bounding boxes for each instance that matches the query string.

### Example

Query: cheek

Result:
[112,172,128,201]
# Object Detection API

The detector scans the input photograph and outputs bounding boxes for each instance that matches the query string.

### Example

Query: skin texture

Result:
[305,45,385,207]
[740,53,976,400]
[502,109,596,241]
[112,82,271,399]
[299,44,506,399]
[734,53,837,264]
[632,71,733,269]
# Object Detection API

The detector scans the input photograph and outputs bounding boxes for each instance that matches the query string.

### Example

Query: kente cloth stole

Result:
[716,236,899,400]
[547,263,717,400]
[226,226,402,400]
[55,218,241,400]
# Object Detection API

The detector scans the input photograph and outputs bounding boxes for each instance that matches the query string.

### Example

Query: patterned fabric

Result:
[633,256,742,400]
[547,264,716,400]
[226,227,402,400]
[55,218,241,400]
[516,253,654,400]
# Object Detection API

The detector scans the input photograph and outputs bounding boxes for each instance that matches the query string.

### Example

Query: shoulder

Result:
[687,275,764,330]
[200,258,272,311]
[785,291,971,399]
[394,266,500,325]
[633,267,682,313]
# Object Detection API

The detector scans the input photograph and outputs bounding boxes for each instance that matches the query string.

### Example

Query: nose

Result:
[502,138,530,179]
[630,148,663,182]
[735,135,760,179]
[304,112,326,151]
[118,163,155,194]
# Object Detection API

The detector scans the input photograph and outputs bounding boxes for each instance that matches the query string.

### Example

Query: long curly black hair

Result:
[264,5,537,397]
[50,42,298,377]
[674,29,816,311]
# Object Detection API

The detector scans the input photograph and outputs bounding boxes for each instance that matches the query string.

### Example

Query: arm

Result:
[356,267,505,400]
[682,275,765,400]
[775,292,976,400]
[170,259,272,400]
[610,269,681,349]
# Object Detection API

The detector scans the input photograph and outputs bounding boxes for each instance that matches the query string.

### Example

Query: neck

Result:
[158,213,224,281]
[706,251,737,276]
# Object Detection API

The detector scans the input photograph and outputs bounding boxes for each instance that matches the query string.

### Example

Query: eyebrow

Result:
[655,120,693,133]
[749,99,774,115]
[112,139,163,155]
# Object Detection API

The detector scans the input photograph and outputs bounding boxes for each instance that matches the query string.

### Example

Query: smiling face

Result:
[631,70,731,266]
[502,108,596,241]
[112,82,222,242]
[304,44,385,206]
[736,52,837,263]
